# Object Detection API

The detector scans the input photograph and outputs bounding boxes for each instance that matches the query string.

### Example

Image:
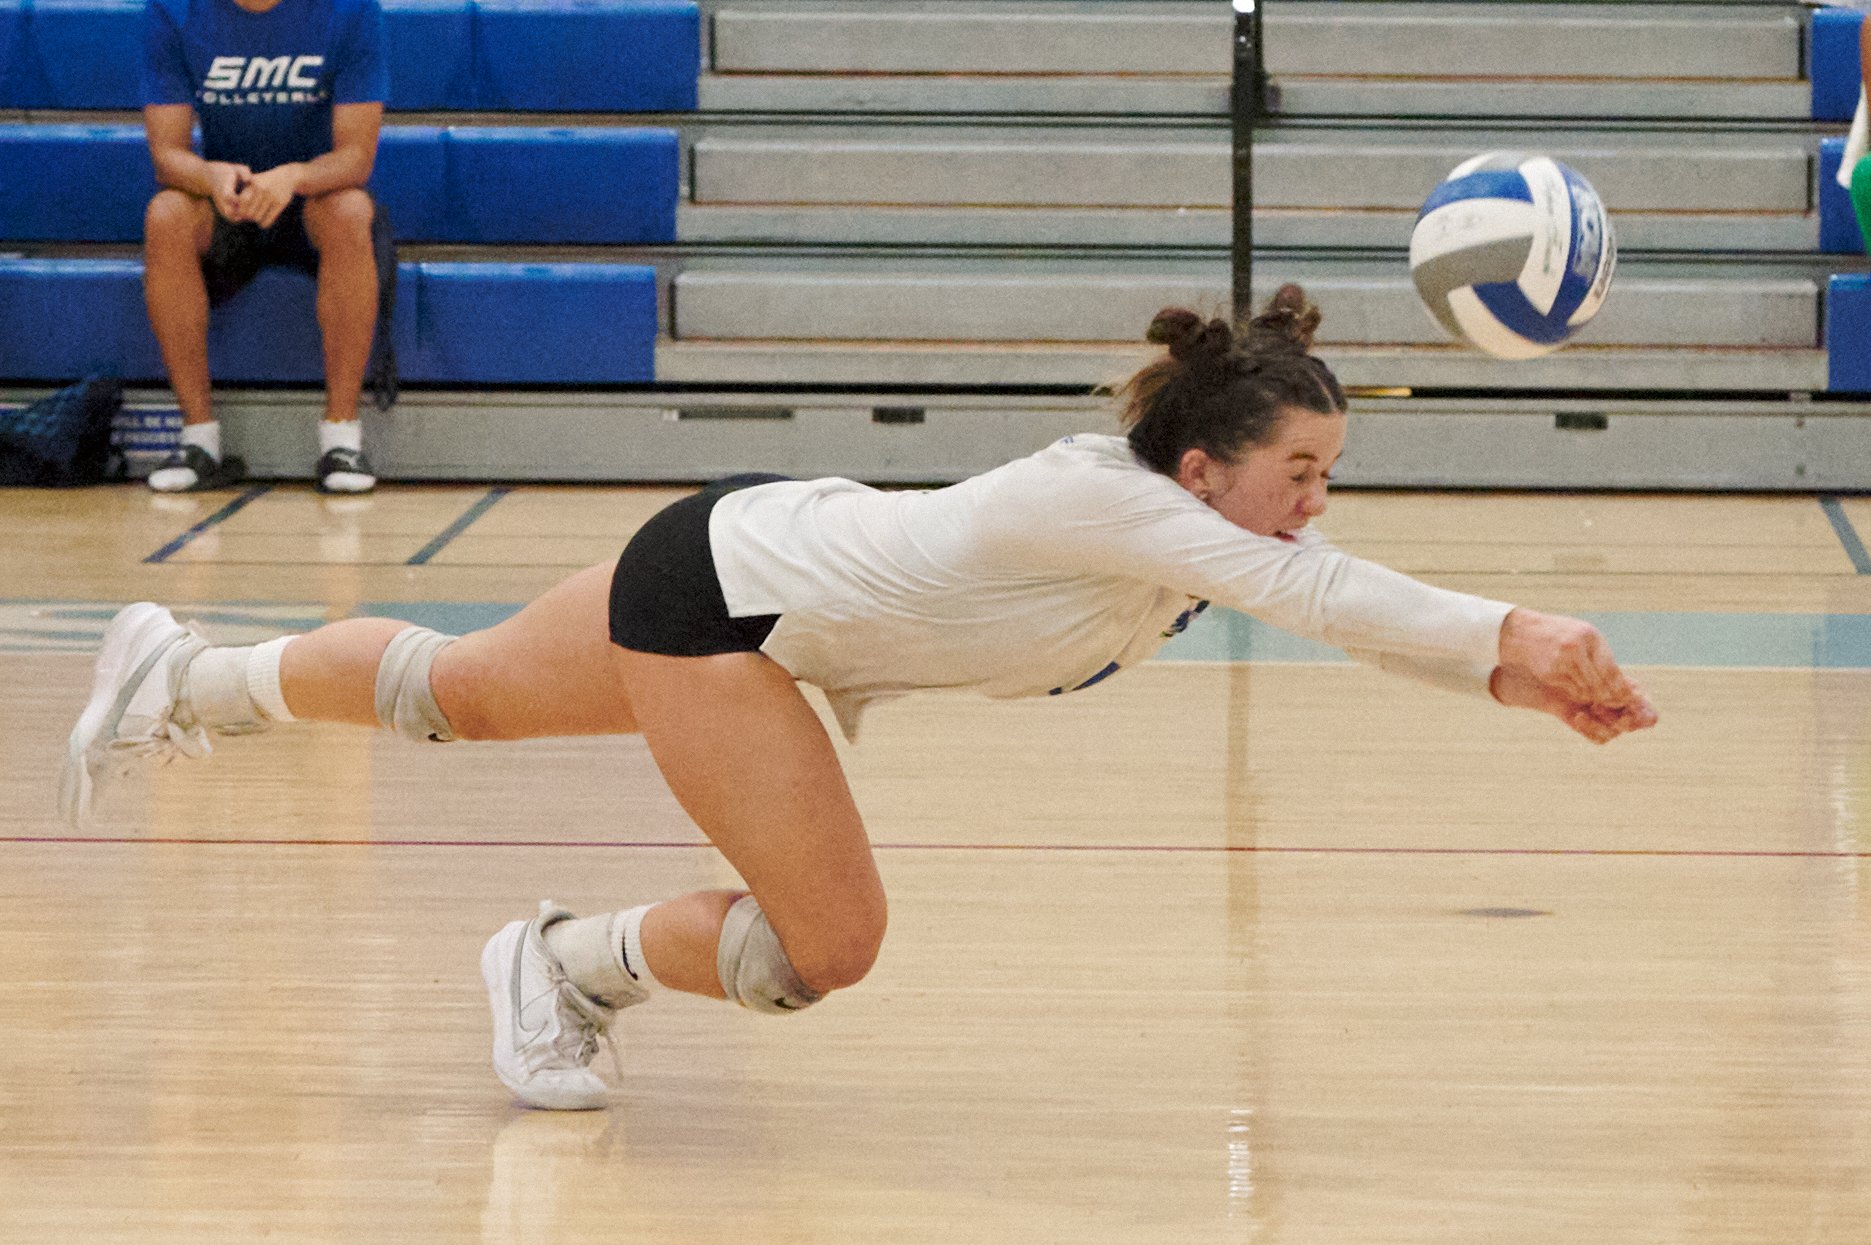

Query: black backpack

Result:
[0,376,126,487]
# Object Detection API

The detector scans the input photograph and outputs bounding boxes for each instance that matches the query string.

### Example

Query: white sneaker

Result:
[60,603,211,827]
[482,901,619,1111]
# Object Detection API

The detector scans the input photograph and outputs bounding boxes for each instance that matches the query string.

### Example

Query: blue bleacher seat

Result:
[381,0,474,110]
[0,0,142,109]
[443,127,679,244]
[371,125,451,240]
[1819,138,1866,255]
[0,123,679,244]
[0,0,699,111]
[1828,275,1871,392]
[472,1,699,111]
[0,257,658,384]
[0,258,163,380]
[0,3,21,98]
[0,123,154,242]
[1812,7,1865,123]
[405,262,657,382]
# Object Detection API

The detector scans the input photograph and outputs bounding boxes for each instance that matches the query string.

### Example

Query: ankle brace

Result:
[179,636,297,733]
[543,907,656,1009]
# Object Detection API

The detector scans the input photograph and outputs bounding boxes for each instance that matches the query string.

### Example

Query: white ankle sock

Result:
[245,636,297,722]
[180,637,297,730]
[180,421,221,460]
[319,420,362,454]
[544,905,663,1007]
[616,905,663,992]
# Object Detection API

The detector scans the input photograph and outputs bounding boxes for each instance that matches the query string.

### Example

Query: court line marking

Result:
[406,487,511,566]
[142,485,273,564]
[1819,497,1871,575]
[4,836,1866,860]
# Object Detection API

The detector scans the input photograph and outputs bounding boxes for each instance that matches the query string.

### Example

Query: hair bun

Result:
[1245,283,1323,355]
[1145,307,1233,365]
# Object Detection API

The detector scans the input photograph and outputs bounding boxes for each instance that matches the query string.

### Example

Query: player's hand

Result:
[1497,607,1643,706]
[1490,664,1658,744]
[207,162,252,222]
[236,165,302,229]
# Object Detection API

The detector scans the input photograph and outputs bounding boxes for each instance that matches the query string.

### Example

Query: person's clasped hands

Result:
[206,160,303,229]
[1492,607,1660,744]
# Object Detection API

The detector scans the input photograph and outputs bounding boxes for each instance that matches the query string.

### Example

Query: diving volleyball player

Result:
[63,286,1657,1109]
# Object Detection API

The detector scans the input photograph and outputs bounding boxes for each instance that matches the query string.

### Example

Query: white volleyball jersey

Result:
[708,434,1513,739]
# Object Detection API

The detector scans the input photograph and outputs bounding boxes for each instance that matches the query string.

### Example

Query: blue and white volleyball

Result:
[1409,152,1616,360]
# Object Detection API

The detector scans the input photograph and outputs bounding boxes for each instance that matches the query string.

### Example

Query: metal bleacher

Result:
[658,0,1871,492]
[3,0,1870,488]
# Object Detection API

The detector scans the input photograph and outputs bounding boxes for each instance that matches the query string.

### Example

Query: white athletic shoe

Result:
[60,603,211,827]
[482,901,620,1111]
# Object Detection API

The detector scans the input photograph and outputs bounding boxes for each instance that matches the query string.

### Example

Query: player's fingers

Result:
[1575,630,1633,703]
[1566,709,1611,744]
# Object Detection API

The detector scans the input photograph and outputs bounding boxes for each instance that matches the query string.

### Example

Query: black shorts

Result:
[203,191,399,407]
[204,198,318,307]
[608,474,792,656]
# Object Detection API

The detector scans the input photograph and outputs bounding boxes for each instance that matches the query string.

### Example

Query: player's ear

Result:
[1175,448,1219,501]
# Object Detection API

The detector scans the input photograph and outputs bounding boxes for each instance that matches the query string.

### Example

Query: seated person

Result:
[141,0,390,493]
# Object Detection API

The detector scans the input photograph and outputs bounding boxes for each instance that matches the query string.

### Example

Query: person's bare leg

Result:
[612,648,887,999]
[300,189,378,426]
[142,190,216,427]
[273,561,634,735]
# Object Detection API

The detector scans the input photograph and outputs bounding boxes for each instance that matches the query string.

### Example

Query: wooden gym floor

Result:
[0,481,1867,1244]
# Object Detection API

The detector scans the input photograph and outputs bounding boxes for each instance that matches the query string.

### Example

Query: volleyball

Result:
[1408,152,1616,360]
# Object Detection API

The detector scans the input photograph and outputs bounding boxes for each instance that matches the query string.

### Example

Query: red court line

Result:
[2,836,1867,859]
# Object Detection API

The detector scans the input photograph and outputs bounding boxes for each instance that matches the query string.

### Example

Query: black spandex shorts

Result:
[608,474,791,656]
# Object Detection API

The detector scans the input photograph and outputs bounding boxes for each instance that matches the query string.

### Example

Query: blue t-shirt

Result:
[143,0,387,171]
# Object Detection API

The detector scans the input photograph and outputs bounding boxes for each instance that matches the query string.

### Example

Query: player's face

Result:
[1183,407,1347,540]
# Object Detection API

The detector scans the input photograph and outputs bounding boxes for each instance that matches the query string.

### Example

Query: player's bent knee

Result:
[717,895,886,1009]
[717,895,886,1013]
[373,626,459,743]
[308,188,375,239]
[792,903,887,993]
[145,190,202,240]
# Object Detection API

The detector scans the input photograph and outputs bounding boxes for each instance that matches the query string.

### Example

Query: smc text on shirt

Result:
[143,0,387,171]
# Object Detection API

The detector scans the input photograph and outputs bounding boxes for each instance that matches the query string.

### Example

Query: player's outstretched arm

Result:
[1491,608,1658,744]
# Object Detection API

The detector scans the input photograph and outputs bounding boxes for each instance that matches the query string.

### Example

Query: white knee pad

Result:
[374,626,458,743]
[716,896,823,1015]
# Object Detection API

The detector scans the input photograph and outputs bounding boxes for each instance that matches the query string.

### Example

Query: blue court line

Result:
[1819,497,1871,574]
[405,487,510,566]
[142,485,273,564]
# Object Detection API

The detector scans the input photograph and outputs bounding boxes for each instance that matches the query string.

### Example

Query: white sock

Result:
[180,421,221,460]
[616,904,663,993]
[245,636,297,722]
[180,637,297,730]
[319,419,362,454]
[544,904,663,1008]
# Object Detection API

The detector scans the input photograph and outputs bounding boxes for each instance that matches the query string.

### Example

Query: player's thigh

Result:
[429,561,640,739]
[613,647,886,987]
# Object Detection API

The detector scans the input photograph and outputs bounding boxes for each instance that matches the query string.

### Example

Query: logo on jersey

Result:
[1162,598,1209,638]
[199,55,328,105]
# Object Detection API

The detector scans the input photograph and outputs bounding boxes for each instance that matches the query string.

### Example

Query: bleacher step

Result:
[654,339,1828,394]
[708,2,1800,82]
[669,257,1821,350]
[696,74,1811,121]
[677,204,1820,254]
[689,124,1813,214]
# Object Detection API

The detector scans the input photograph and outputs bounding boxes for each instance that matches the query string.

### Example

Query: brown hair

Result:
[1117,284,1347,476]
